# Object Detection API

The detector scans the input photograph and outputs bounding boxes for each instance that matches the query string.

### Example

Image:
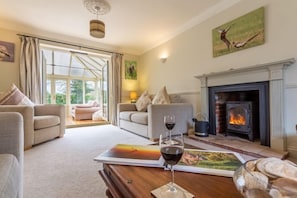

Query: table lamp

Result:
[130,91,137,103]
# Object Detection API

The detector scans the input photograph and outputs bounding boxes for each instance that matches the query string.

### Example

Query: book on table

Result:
[94,144,245,177]
[174,148,246,177]
[94,144,165,167]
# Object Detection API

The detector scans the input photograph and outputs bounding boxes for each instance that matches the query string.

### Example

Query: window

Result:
[70,79,83,104]
[41,44,110,119]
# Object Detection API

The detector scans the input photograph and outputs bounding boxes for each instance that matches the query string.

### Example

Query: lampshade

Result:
[90,19,105,38]
[130,91,138,103]
[83,0,110,39]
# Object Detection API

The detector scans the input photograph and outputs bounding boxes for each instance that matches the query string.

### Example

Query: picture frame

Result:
[125,60,137,80]
[0,40,15,62]
[212,7,265,57]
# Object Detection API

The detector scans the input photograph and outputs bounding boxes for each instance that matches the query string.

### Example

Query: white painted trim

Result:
[285,84,297,89]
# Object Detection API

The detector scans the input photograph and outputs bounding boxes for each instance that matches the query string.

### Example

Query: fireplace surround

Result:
[195,58,295,152]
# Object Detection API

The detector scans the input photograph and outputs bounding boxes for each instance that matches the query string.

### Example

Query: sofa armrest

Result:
[117,103,137,112]
[0,105,34,150]
[0,112,24,163]
[34,104,66,137]
[147,103,193,140]
[0,112,24,198]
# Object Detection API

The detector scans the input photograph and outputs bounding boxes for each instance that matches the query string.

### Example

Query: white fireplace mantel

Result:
[195,58,296,151]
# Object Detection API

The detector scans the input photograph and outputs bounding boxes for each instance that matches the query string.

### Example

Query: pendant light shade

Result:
[83,0,110,39]
[90,19,105,38]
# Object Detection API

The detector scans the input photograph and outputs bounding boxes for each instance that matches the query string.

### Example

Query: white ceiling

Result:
[0,0,240,55]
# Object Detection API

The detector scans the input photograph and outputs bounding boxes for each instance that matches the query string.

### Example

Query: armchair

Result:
[0,104,65,150]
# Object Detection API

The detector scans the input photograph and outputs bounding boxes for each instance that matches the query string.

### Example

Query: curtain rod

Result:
[16,33,123,56]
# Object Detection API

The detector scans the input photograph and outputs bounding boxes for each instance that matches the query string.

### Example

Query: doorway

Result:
[40,44,110,126]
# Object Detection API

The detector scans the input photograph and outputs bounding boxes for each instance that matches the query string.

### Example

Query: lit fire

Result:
[229,112,246,125]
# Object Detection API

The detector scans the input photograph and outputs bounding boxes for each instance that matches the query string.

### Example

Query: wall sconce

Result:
[160,57,167,63]
[160,52,168,63]
[130,91,138,103]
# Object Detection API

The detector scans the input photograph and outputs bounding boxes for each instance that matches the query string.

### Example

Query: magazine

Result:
[94,144,165,167]
[174,148,246,177]
[94,144,245,177]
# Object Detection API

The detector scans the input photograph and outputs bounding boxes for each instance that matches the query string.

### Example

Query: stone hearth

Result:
[195,58,295,152]
[186,134,288,160]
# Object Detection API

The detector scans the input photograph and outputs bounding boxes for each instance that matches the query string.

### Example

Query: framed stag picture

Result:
[212,7,265,57]
[0,40,15,62]
[125,60,137,80]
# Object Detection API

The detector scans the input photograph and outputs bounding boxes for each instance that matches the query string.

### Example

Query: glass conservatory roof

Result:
[41,47,108,79]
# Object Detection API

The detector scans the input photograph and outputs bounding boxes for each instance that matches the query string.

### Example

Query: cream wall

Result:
[139,0,297,155]
[0,28,20,91]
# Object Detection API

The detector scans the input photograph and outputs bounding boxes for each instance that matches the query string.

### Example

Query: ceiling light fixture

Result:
[83,0,110,38]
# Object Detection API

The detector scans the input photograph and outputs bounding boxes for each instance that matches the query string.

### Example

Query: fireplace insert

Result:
[226,101,255,141]
[208,82,269,146]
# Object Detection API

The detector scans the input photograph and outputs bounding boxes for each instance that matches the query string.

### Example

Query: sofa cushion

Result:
[136,90,151,112]
[152,86,171,104]
[0,84,34,105]
[119,111,135,121]
[130,112,148,125]
[34,115,60,130]
[0,154,20,198]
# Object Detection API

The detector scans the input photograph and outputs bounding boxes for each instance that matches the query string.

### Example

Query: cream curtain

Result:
[110,53,123,125]
[19,36,42,104]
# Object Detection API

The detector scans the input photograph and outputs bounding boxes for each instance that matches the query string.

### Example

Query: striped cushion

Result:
[0,84,34,105]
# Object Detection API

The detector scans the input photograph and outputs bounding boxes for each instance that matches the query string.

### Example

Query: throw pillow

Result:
[169,94,183,103]
[152,86,171,104]
[0,84,34,105]
[135,90,151,112]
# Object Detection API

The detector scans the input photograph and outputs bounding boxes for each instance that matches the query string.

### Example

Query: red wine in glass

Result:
[161,146,183,165]
[165,122,175,131]
[164,115,176,143]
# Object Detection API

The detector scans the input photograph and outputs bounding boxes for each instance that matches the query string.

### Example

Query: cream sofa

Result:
[0,104,65,150]
[117,102,193,140]
[0,112,24,198]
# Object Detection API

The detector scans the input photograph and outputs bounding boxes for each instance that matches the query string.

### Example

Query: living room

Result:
[1,0,297,197]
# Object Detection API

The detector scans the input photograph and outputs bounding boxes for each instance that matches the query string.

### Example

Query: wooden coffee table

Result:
[99,163,242,198]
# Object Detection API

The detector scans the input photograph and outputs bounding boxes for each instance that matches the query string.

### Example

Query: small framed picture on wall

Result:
[0,40,14,62]
[125,60,137,80]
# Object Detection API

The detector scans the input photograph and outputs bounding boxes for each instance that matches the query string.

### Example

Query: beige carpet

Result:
[23,125,154,198]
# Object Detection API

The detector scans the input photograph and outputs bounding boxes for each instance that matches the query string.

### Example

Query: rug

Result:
[24,125,154,198]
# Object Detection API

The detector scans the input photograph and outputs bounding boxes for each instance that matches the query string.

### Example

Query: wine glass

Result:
[164,115,176,143]
[159,133,185,198]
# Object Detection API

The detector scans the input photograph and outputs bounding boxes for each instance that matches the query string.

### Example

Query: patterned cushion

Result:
[152,86,171,104]
[135,90,151,112]
[0,84,34,105]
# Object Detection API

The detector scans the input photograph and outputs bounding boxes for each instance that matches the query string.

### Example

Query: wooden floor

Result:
[66,116,109,128]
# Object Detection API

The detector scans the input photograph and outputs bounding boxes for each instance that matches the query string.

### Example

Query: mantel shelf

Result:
[194,58,295,79]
